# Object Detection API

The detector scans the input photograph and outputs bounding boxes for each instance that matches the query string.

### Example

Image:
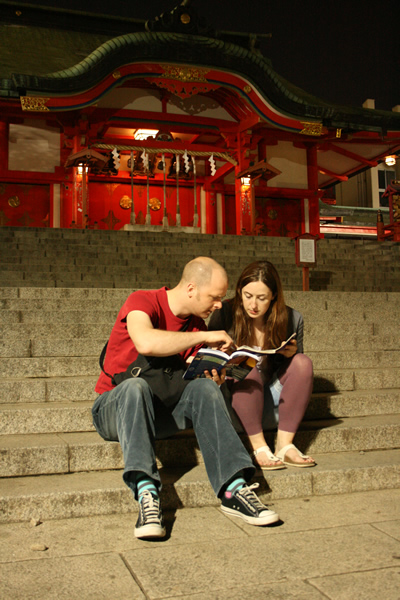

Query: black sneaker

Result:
[220,483,279,526]
[134,491,166,539]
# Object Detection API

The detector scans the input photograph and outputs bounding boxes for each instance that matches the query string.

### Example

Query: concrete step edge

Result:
[0,413,399,462]
[1,448,399,523]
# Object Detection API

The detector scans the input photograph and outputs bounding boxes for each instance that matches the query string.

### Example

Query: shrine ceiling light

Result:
[385,155,397,166]
[133,129,158,140]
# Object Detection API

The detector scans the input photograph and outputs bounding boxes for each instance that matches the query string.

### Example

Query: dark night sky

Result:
[7,0,400,111]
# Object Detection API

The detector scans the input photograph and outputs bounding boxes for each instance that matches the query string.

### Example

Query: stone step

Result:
[1,246,390,259]
[0,337,106,358]
[313,367,400,391]
[0,401,95,435]
[0,227,396,249]
[0,376,97,404]
[1,448,399,523]
[0,357,96,378]
[0,309,118,324]
[305,332,400,352]
[308,350,400,370]
[2,334,399,359]
[2,290,399,308]
[0,287,132,299]
[3,292,400,313]
[1,354,400,389]
[2,287,400,308]
[2,304,393,328]
[1,389,398,443]
[305,389,400,419]
[1,323,112,342]
[3,261,393,275]
[0,276,170,289]
[2,332,400,370]
[3,276,396,292]
[0,246,277,259]
[1,413,400,477]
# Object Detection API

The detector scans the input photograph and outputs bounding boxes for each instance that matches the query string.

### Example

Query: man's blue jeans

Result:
[92,378,255,499]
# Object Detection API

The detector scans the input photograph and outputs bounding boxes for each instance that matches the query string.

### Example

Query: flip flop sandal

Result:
[275,443,316,468]
[253,445,286,470]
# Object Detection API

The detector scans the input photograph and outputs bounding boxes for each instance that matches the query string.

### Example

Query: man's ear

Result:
[187,282,196,298]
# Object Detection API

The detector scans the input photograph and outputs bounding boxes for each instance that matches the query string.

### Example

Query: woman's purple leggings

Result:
[230,353,313,435]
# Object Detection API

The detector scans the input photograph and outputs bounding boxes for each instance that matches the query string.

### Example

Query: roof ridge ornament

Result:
[145,1,215,37]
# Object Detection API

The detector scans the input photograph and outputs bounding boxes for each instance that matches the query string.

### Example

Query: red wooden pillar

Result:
[205,189,218,234]
[216,192,225,234]
[305,144,320,237]
[0,121,9,174]
[235,168,243,235]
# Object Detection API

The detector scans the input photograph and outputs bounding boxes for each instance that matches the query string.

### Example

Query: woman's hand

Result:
[203,367,226,386]
[277,339,297,358]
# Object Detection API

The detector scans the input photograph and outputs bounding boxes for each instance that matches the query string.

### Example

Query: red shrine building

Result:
[1,2,400,239]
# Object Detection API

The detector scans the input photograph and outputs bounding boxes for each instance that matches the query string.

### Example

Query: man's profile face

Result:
[193,270,228,319]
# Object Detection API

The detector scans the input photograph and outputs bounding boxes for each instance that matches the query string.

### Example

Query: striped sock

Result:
[224,476,246,499]
[136,475,159,500]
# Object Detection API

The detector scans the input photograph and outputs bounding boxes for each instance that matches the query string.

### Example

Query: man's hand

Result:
[204,367,226,386]
[203,330,235,353]
[277,339,297,358]
[127,312,235,357]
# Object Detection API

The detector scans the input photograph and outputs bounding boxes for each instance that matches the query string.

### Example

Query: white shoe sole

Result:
[221,506,279,526]
[134,524,166,539]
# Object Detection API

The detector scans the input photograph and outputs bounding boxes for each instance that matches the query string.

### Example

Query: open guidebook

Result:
[183,333,296,381]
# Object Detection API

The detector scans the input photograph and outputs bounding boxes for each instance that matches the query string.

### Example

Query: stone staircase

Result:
[0,227,399,523]
[0,226,400,291]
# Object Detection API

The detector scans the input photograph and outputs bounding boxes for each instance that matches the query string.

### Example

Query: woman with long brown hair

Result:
[208,260,315,470]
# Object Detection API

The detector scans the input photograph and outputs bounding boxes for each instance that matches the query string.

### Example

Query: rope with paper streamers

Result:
[183,149,190,173]
[208,154,216,176]
[141,150,149,171]
[93,143,237,166]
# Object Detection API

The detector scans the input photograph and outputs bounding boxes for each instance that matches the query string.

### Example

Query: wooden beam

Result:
[318,167,348,182]
[327,143,378,166]
[237,114,260,133]
[204,162,235,190]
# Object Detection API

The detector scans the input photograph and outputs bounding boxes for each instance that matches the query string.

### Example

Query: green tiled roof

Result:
[0,24,111,80]
[2,23,400,134]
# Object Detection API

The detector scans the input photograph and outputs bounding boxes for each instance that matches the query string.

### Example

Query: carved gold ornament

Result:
[119,195,132,209]
[150,197,161,211]
[150,65,218,99]
[20,96,50,112]
[112,71,121,79]
[8,196,20,208]
[160,65,209,83]
[243,85,252,93]
[300,122,323,136]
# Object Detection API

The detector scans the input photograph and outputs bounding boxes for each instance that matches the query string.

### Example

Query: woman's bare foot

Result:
[275,443,316,467]
[253,446,286,470]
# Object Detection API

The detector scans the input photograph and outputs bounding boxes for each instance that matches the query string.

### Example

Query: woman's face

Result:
[241,280,274,320]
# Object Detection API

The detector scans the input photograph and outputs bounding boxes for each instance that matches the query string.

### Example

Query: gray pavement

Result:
[1,488,399,600]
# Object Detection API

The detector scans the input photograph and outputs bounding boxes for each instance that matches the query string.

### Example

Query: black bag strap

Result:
[99,315,193,381]
[99,341,114,380]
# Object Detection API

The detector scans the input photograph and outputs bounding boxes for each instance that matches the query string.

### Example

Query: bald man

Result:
[93,257,279,539]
